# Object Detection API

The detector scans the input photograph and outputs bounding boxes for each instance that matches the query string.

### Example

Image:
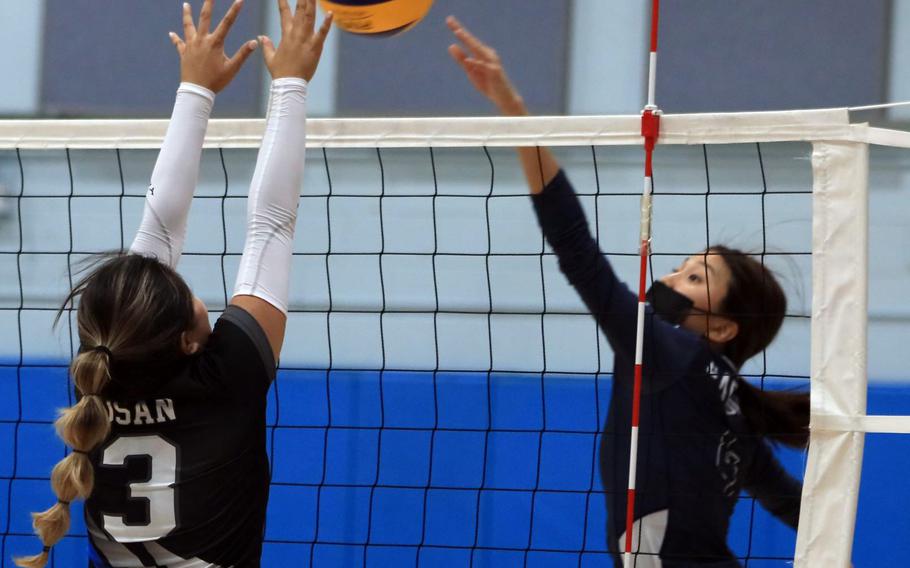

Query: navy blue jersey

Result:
[83,306,275,568]
[531,172,801,567]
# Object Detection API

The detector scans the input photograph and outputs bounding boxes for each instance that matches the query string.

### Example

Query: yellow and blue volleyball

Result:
[319,0,434,36]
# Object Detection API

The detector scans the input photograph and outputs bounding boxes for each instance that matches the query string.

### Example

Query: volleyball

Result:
[319,0,433,36]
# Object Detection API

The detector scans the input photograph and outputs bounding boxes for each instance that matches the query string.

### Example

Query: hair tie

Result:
[72,449,90,456]
[57,499,70,507]
[92,345,114,359]
[42,545,51,553]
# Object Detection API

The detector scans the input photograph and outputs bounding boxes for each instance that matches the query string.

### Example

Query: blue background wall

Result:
[0,369,907,567]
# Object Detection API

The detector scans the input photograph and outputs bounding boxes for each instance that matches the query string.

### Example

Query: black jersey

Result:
[84,306,276,568]
[531,172,802,568]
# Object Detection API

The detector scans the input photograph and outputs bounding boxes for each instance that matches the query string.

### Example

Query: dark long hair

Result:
[711,246,809,449]
[16,254,195,567]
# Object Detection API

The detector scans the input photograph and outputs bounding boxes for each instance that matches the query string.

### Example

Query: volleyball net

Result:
[0,109,908,567]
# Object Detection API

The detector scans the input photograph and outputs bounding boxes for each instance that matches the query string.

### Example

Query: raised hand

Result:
[170,0,258,93]
[447,15,526,116]
[260,0,333,81]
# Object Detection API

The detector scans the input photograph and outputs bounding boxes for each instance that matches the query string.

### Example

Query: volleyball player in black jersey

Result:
[16,1,332,566]
[447,17,809,568]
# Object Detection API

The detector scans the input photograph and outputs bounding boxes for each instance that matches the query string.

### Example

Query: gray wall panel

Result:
[658,0,889,112]
[42,0,264,117]
[336,0,570,116]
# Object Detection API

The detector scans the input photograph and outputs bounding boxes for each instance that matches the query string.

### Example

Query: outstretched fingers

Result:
[277,0,293,34]
[295,0,315,31]
[169,31,187,56]
[262,0,331,80]
[197,0,214,35]
[259,35,277,61]
[183,2,197,40]
[468,58,498,76]
[446,16,495,62]
[314,11,333,46]
[213,0,244,43]
[448,43,468,65]
[449,43,494,74]
[174,0,256,93]
[227,39,259,75]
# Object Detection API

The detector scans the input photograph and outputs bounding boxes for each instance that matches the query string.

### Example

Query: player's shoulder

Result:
[198,305,277,390]
[647,317,711,376]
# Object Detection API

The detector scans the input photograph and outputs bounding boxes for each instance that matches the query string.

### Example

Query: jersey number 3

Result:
[100,435,178,542]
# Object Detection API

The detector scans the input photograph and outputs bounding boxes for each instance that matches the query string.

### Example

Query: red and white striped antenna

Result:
[623,1,661,566]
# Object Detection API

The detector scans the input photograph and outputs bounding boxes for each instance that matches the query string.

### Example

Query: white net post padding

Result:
[795,141,869,567]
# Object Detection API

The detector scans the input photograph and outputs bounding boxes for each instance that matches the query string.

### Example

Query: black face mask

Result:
[645,280,695,325]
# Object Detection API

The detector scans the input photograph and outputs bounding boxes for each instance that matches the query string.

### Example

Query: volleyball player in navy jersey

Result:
[447,17,809,567]
[16,1,332,566]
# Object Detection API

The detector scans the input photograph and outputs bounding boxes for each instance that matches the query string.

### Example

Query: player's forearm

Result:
[531,171,640,352]
[498,100,561,195]
[516,146,561,195]
[532,171,609,297]
[129,83,215,266]
[233,78,308,314]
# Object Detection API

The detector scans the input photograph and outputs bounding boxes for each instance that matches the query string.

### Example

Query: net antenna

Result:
[624,1,661,566]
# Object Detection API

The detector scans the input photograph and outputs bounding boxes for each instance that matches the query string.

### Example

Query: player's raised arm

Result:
[13,3,258,567]
[230,0,333,361]
[447,15,642,353]
[131,0,257,266]
[446,15,559,194]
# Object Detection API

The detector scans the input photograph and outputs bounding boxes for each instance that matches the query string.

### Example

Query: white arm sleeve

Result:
[232,78,308,314]
[129,82,215,267]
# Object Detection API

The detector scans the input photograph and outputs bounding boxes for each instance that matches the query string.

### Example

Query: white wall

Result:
[0,0,44,115]
[888,0,910,122]
[567,0,648,115]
